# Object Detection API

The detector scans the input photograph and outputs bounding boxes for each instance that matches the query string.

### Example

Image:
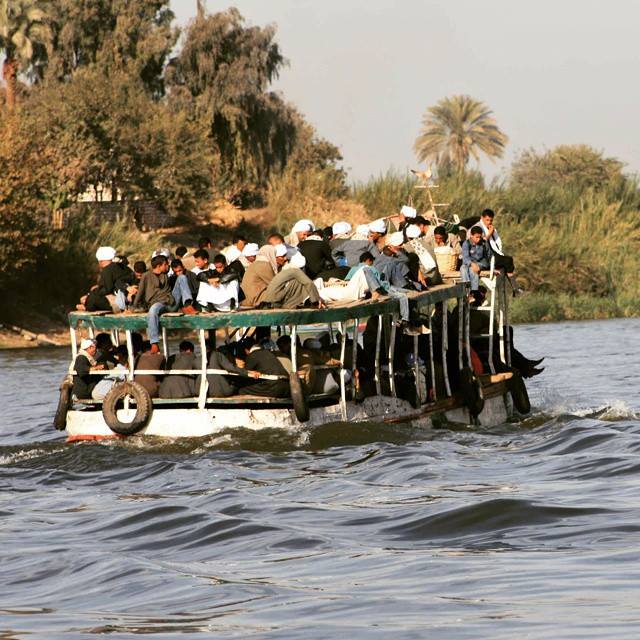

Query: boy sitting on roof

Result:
[131,255,197,353]
[461,225,492,299]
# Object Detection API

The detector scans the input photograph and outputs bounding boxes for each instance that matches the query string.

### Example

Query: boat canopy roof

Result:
[68,283,467,330]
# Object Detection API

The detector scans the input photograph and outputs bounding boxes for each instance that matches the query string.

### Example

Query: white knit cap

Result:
[356,224,369,236]
[275,243,288,257]
[368,219,387,234]
[289,252,307,268]
[401,205,417,218]
[80,338,95,350]
[226,246,241,262]
[386,231,405,247]
[95,246,116,261]
[405,224,421,239]
[292,220,313,233]
[242,242,259,257]
[332,221,352,235]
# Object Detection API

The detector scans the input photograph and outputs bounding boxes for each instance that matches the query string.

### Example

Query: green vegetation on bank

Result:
[2,1,640,326]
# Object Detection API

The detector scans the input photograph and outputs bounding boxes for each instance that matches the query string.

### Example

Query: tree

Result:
[0,0,50,111]
[25,67,212,215]
[167,7,299,205]
[414,95,508,173]
[46,0,177,96]
[510,145,625,190]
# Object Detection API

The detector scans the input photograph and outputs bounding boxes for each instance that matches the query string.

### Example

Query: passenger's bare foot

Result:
[150,343,160,354]
[76,304,86,311]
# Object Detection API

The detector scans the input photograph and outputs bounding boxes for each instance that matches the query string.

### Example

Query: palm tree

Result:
[0,0,50,112]
[414,95,508,173]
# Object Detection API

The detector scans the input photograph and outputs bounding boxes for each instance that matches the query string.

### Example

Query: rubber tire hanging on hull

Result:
[102,381,153,436]
[289,372,310,422]
[459,366,485,417]
[508,370,531,414]
[54,378,73,430]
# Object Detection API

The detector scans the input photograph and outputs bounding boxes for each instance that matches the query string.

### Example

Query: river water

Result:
[1,318,640,639]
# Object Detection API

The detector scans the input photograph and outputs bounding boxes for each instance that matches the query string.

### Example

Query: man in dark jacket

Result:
[238,339,290,397]
[298,231,349,280]
[73,338,105,399]
[159,341,198,399]
[79,246,134,312]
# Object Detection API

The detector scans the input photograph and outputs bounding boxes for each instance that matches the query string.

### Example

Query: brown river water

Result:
[1,318,640,639]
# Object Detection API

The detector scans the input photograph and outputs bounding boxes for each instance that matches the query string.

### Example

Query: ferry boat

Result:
[54,270,530,442]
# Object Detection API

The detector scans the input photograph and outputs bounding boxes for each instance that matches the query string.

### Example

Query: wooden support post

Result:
[125,330,135,381]
[389,314,397,397]
[351,318,359,397]
[413,334,422,405]
[427,305,437,402]
[290,325,298,373]
[503,278,512,368]
[463,296,472,369]
[457,297,464,372]
[197,329,208,409]
[338,321,347,420]
[161,327,169,359]
[374,315,382,396]
[88,326,95,340]
[487,256,497,375]
[441,301,451,397]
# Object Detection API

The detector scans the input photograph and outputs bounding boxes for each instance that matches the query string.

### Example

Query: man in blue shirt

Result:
[461,226,492,296]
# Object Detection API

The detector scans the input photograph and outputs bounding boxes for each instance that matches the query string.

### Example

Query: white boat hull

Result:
[65,392,511,440]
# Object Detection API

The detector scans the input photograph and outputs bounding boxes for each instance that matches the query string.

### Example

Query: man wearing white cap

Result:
[286,219,314,246]
[404,223,438,287]
[72,338,105,400]
[241,244,288,307]
[373,231,415,290]
[367,219,388,258]
[77,246,134,313]
[226,242,258,280]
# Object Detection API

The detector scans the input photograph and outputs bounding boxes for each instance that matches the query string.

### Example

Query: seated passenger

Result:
[191,249,215,277]
[72,338,105,400]
[367,219,388,258]
[131,255,196,353]
[318,262,385,303]
[175,245,196,271]
[241,244,287,307]
[169,259,199,310]
[329,221,371,268]
[263,252,325,309]
[197,271,239,312]
[461,225,492,298]
[286,219,314,246]
[404,223,439,286]
[92,345,129,400]
[298,230,349,280]
[78,246,134,313]
[159,340,198,399]
[212,254,227,274]
[373,232,417,290]
[203,344,260,397]
[237,338,290,398]
[221,235,247,263]
[346,251,375,279]
[95,332,117,367]
[134,340,166,398]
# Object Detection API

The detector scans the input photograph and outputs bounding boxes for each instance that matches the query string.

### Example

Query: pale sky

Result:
[173,0,640,182]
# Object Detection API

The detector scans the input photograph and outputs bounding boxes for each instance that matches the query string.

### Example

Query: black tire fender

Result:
[508,370,531,414]
[54,378,73,431]
[102,381,153,436]
[289,371,310,423]
[460,366,485,417]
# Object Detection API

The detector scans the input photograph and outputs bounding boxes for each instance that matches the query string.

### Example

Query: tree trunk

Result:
[2,57,18,112]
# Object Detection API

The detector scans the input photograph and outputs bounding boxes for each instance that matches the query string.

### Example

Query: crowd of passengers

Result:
[73,206,542,404]
[76,206,520,356]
